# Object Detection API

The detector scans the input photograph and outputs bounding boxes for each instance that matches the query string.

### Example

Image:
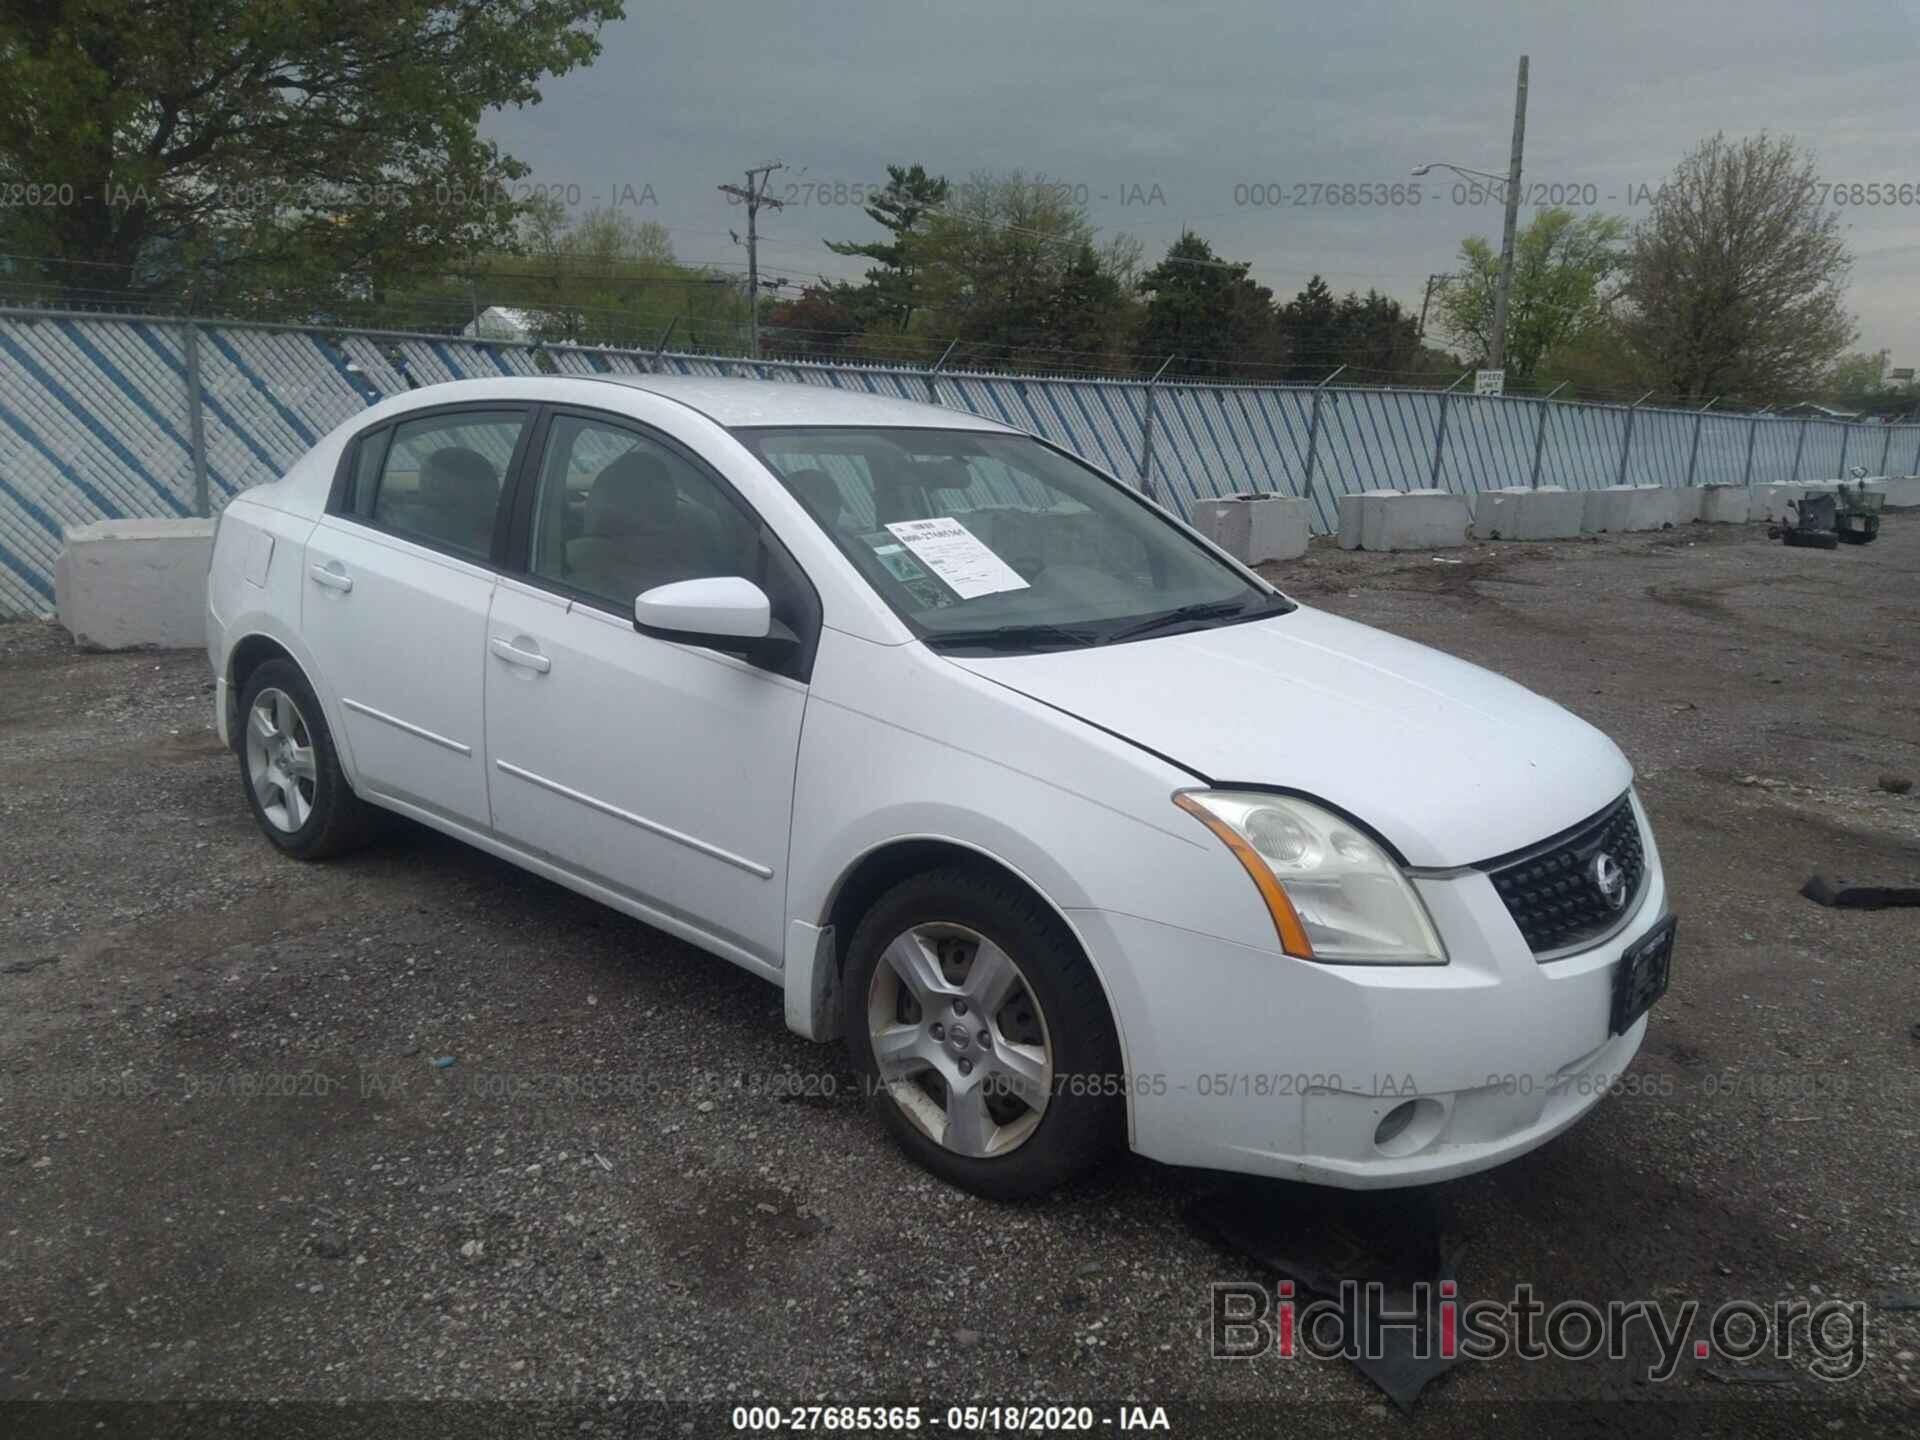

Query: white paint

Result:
[55,518,215,650]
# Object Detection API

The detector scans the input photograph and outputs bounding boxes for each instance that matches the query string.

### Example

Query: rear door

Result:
[482,408,818,967]
[302,405,533,831]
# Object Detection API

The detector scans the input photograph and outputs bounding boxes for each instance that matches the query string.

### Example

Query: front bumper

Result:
[1070,802,1668,1188]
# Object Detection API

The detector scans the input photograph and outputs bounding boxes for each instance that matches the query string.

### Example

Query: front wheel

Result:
[842,867,1122,1199]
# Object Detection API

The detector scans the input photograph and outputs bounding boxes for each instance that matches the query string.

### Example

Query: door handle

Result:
[308,562,353,593]
[489,636,551,674]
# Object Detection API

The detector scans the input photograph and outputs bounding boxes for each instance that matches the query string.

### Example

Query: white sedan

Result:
[206,375,1674,1198]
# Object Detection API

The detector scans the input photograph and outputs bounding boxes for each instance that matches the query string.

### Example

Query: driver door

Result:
[482,410,815,969]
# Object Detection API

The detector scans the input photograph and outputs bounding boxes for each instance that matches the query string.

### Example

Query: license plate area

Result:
[1611,914,1676,1035]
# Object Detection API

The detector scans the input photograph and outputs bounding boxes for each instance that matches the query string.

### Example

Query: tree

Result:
[1276,275,1337,381]
[1136,232,1278,379]
[1618,132,1856,402]
[1821,349,1917,418]
[825,162,949,332]
[0,0,624,307]
[1435,208,1627,383]
[762,283,865,360]
[1329,288,1424,378]
[906,171,1135,369]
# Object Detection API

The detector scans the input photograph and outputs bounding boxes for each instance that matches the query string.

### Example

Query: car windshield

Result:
[734,426,1291,652]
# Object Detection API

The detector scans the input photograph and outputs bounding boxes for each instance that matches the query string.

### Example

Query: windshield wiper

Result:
[923,623,1100,653]
[1102,598,1271,645]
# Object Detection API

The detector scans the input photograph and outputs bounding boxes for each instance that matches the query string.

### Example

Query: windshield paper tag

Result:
[882,517,1029,599]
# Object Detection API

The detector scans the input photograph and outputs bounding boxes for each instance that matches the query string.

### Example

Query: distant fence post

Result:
[1429,370,1472,490]
[182,320,210,517]
[1138,355,1174,502]
[649,317,678,373]
[1529,382,1567,488]
[1837,424,1850,478]
[1742,406,1770,485]
[1615,390,1654,487]
[925,339,958,406]
[1790,416,1808,481]
[1684,396,1717,488]
[1300,364,1346,504]
[1880,424,1894,475]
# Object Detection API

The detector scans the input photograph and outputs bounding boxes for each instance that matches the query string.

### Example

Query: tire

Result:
[842,865,1122,1199]
[1782,529,1839,550]
[236,659,382,859]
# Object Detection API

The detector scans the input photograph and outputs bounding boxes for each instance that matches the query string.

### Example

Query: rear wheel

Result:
[843,867,1121,1199]
[238,660,381,859]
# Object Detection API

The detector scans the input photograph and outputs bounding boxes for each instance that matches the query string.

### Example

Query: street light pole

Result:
[1488,54,1529,376]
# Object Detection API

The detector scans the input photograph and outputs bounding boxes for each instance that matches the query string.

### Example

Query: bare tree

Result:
[1619,133,1855,402]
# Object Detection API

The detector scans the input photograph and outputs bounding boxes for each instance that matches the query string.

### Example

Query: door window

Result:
[367,410,526,558]
[528,415,763,610]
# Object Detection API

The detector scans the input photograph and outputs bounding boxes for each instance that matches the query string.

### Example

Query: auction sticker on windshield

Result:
[883,516,1030,599]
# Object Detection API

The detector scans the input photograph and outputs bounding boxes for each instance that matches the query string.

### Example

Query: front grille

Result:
[1483,795,1645,958]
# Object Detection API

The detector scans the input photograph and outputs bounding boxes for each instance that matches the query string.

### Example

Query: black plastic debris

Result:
[1800,875,1920,909]
[1188,1179,1460,1412]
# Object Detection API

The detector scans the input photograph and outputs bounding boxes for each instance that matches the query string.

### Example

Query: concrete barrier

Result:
[1750,482,1844,525]
[1471,486,1586,541]
[1337,489,1471,551]
[1581,485,1673,533]
[1698,485,1752,524]
[1192,494,1312,563]
[1880,475,1920,509]
[55,518,214,650]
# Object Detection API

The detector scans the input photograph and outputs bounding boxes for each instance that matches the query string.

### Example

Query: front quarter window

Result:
[735,426,1291,651]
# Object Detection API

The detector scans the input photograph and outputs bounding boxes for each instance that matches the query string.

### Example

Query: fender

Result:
[783,827,1137,1140]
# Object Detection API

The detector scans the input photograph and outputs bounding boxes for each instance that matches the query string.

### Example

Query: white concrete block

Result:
[1697,485,1752,524]
[1878,475,1920,509]
[1337,488,1470,551]
[55,518,214,650]
[1471,486,1586,541]
[1581,485,1671,533]
[1335,490,1372,550]
[1192,494,1312,563]
[1659,487,1703,526]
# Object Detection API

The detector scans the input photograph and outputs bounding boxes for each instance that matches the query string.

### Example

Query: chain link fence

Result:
[3,304,1916,616]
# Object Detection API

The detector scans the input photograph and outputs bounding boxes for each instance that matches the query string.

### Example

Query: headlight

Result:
[1174,790,1446,964]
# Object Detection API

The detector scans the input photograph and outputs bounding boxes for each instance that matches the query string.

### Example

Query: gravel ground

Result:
[2,515,1918,1435]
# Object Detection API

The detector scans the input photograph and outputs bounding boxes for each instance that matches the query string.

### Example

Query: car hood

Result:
[949,606,1631,867]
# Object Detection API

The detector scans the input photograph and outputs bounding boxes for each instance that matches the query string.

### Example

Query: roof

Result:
[575,374,1016,432]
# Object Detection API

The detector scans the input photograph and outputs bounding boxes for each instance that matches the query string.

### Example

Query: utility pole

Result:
[718,161,785,358]
[1488,54,1529,375]
[1418,273,1454,339]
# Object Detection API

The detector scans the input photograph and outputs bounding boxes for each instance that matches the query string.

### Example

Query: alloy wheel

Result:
[245,687,317,833]
[866,922,1054,1157]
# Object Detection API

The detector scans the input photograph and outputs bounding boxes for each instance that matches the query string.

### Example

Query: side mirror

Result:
[633,576,792,655]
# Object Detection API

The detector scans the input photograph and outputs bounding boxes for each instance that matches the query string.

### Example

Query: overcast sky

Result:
[483,0,1920,372]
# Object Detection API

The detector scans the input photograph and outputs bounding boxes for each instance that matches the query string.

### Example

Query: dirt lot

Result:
[2,515,1918,1435]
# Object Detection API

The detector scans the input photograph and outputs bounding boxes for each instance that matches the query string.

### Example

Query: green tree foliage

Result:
[0,0,624,306]
[1136,232,1278,379]
[1275,276,1422,382]
[1619,133,1855,402]
[824,163,950,332]
[1435,208,1627,382]
[376,200,748,347]
[1820,349,1916,418]
[762,283,866,360]
[905,171,1137,370]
